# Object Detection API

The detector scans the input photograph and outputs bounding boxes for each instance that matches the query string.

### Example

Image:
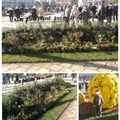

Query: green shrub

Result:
[2,78,72,120]
[2,95,10,120]
[52,77,71,87]
[2,25,118,53]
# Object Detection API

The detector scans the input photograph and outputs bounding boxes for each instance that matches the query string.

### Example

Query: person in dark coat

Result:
[14,7,22,21]
[85,82,88,92]
[78,5,83,13]
[113,4,118,21]
[7,7,14,22]
[78,5,83,19]
[91,4,97,21]
[93,90,104,117]
[31,6,38,21]
[71,73,76,82]
[98,5,106,24]
[107,4,113,23]
[80,6,90,22]
[105,3,109,21]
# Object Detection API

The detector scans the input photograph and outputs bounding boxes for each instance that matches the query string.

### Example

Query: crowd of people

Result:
[79,81,89,92]
[63,1,118,27]
[7,7,23,22]
[5,1,118,27]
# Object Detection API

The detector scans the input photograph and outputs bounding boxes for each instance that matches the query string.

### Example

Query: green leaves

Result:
[2,78,72,120]
[2,26,118,53]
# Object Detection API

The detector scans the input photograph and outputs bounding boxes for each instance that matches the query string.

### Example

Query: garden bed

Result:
[2,78,76,120]
[38,86,76,120]
[2,26,118,54]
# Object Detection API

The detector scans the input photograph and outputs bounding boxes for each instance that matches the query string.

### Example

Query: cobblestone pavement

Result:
[2,61,118,73]
[58,97,77,120]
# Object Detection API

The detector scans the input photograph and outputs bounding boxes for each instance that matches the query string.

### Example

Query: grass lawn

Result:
[2,51,118,63]
[38,86,77,120]
[80,112,118,120]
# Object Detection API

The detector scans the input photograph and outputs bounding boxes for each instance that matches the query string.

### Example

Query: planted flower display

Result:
[2,78,74,120]
[2,26,118,53]
[88,73,118,109]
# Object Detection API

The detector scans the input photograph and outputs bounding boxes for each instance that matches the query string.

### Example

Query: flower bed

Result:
[2,78,72,120]
[2,25,118,54]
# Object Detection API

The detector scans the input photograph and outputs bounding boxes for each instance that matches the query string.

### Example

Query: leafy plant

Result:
[2,25,118,53]
[2,78,72,120]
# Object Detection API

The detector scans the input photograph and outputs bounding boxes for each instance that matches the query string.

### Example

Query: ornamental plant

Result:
[79,90,86,104]
[88,73,118,109]
[2,78,72,120]
[2,26,118,53]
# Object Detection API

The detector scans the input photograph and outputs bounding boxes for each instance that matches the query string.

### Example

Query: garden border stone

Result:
[2,58,118,63]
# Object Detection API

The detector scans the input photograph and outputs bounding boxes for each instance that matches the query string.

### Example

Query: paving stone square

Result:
[2,61,118,73]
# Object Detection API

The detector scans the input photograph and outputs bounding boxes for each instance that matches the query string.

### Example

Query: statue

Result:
[34,1,44,17]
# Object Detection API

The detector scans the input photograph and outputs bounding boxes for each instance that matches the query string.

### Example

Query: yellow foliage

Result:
[88,73,118,108]
[79,91,86,104]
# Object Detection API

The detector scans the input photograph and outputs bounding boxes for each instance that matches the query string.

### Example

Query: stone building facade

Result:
[78,0,117,6]
[2,0,34,8]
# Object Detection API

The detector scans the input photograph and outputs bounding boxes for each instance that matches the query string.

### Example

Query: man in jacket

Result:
[31,6,38,21]
[91,4,97,22]
[7,7,14,22]
[93,90,104,117]
[15,7,22,21]
[98,5,106,24]
[107,3,113,23]
[113,4,118,21]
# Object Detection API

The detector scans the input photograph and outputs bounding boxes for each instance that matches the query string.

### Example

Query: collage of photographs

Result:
[1,0,118,120]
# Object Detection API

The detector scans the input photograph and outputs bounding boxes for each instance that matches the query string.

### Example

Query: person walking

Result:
[80,6,90,24]
[71,73,76,83]
[7,7,14,22]
[91,4,97,22]
[70,4,80,28]
[113,4,118,21]
[105,3,109,22]
[15,7,22,21]
[31,6,38,21]
[64,4,71,27]
[98,5,106,24]
[85,82,88,92]
[93,90,104,117]
[107,3,113,23]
